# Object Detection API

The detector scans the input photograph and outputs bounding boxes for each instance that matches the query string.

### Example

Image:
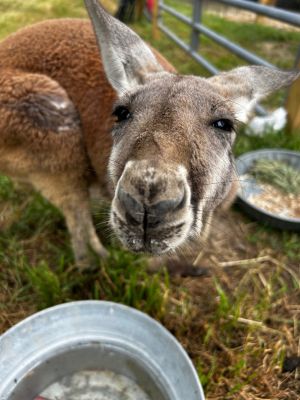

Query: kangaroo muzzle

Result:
[110,160,193,254]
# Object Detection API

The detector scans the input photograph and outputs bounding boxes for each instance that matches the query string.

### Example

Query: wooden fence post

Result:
[258,0,277,5]
[286,60,300,133]
[256,0,276,23]
[135,0,144,20]
[152,0,160,40]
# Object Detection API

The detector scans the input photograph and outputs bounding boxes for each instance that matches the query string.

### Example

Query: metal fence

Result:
[156,0,300,115]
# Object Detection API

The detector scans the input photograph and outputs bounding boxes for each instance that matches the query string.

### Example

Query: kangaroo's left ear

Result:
[84,0,164,95]
[208,66,300,122]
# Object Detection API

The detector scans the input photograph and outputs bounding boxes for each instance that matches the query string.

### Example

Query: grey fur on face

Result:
[108,74,236,253]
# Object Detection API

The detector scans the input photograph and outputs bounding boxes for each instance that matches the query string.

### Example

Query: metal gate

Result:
[156,0,300,114]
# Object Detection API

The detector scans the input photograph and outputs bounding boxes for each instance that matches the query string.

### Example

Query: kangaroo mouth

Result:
[110,202,194,255]
[112,220,187,254]
[109,161,195,254]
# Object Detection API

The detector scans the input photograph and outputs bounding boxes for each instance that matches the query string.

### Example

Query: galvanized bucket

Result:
[0,301,205,400]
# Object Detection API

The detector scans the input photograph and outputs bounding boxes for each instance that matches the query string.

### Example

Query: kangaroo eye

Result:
[212,119,233,132]
[113,105,131,122]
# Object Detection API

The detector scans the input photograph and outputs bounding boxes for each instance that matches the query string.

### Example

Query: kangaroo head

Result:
[85,0,299,255]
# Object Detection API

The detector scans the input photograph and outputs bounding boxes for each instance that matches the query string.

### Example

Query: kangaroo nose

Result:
[118,188,144,224]
[146,194,185,227]
[150,195,184,216]
[117,186,185,226]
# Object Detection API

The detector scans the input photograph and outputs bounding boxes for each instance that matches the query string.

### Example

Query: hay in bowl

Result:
[39,370,151,400]
[235,149,300,231]
[0,301,205,400]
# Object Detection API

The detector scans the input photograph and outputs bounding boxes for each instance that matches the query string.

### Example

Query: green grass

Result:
[0,0,88,40]
[234,128,300,156]
[11,250,168,312]
[0,175,16,201]
[0,1,300,399]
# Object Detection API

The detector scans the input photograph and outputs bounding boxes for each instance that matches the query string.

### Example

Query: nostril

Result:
[117,187,144,223]
[150,190,185,217]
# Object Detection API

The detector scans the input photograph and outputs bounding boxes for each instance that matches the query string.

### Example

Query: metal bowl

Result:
[235,149,300,231]
[0,301,205,400]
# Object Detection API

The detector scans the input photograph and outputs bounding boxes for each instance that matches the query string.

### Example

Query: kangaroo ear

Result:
[84,0,163,95]
[208,66,300,123]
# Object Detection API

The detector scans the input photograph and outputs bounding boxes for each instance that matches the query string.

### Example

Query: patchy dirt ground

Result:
[1,199,299,399]
[165,208,300,399]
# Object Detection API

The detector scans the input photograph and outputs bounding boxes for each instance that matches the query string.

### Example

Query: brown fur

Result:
[0,19,174,188]
[0,19,176,264]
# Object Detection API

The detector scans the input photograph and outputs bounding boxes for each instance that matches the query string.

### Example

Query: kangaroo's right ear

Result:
[84,0,164,95]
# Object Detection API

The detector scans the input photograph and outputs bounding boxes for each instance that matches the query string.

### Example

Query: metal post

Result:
[158,0,164,25]
[190,0,202,51]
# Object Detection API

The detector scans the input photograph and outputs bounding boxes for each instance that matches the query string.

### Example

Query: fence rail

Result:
[160,2,275,68]
[156,0,300,115]
[216,0,300,27]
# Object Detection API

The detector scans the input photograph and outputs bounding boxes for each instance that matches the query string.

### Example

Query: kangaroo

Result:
[0,0,298,266]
